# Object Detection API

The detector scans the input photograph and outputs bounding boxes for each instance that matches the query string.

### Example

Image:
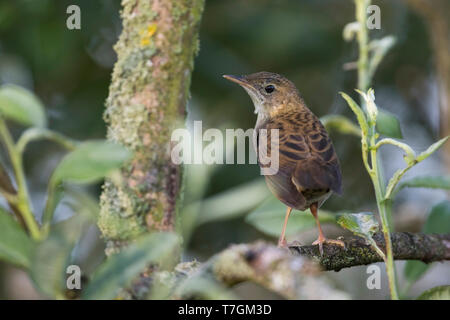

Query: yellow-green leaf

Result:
[417,285,450,300]
[83,232,180,300]
[51,140,132,185]
[0,207,34,268]
[337,212,379,239]
[416,136,449,162]
[394,176,450,197]
[0,84,46,127]
[339,92,368,136]
[320,114,361,137]
[376,109,402,139]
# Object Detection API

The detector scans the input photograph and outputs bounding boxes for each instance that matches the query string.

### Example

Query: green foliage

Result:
[83,232,180,300]
[320,114,361,137]
[0,84,47,128]
[246,196,335,237]
[416,136,449,162]
[42,140,132,229]
[337,212,378,239]
[395,176,450,195]
[30,213,91,299]
[50,141,132,185]
[403,200,450,288]
[376,109,402,139]
[337,212,385,259]
[422,201,450,234]
[339,92,369,136]
[0,83,133,299]
[195,179,269,226]
[417,285,450,300]
[0,207,34,268]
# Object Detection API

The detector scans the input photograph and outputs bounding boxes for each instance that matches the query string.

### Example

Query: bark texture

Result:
[166,234,449,299]
[183,241,350,300]
[99,0,204,253]
[289,232,450,271]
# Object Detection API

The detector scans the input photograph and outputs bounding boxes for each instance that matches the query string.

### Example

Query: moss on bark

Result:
[99,0,204,252]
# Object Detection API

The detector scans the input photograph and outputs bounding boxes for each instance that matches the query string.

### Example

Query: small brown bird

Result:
[224,71,344,254]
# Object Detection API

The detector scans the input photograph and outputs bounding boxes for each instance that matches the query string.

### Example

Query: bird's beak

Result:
[223,74,253,89]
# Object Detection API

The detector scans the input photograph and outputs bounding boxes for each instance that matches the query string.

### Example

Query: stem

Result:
[369,126,399,299]
[354,0,399,299]
[0,118,41,240]
[356,0,370,94]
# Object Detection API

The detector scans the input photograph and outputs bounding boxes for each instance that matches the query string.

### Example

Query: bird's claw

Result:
[312,238,345,256]
[278,239,302,248]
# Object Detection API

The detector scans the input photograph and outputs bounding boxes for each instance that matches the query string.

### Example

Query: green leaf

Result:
[0,84,46,127]
[404,261,428,285]
[320,115,361,137]
[403,201,450,286]
[394,176,450,197]
[416,136,449,162]
[337,212,385,258]
[0,207,34,268]
[339,92,369,137]
[30,213,90,299]
[337,212,379,239]
[417,285,450,300]
[83,232,180,300]
[195,179,270,226]
[51,140,132,185]
[376,109,402,139]
[423,200,450,234]
[245,196,335,238]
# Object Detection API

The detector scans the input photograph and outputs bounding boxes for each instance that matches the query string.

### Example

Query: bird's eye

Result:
[265,85,275,94]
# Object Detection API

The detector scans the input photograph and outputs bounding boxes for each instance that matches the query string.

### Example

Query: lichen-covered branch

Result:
[188,241,350,300]
[99,0,204,253]
[289,232,450,271]
[146,234,449,299]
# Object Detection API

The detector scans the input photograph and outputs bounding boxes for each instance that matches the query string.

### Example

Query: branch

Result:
[289,232,450,271]
[99,0,205,252]
[202,241,350,300]
[155,233,449,299]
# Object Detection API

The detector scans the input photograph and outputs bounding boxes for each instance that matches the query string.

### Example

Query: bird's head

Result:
[223,71,303,118]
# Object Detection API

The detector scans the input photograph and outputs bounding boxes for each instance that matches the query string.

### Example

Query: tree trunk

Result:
[99,0,204,254]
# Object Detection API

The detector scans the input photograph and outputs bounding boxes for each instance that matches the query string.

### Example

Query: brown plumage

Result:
[224,71,344,254]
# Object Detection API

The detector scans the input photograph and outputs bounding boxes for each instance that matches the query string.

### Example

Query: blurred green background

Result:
[0,0,448,299]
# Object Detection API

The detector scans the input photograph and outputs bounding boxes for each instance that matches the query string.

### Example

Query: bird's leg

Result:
[310,202,344,255]
[278,207,292,247]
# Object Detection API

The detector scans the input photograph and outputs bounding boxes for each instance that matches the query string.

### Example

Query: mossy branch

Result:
[176,241,350,300]
[99,0,205,253]
[289,232,450,271]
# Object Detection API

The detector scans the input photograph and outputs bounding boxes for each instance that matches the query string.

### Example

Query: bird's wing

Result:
[259,112,342,197]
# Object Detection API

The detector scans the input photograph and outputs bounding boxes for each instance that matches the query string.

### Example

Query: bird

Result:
[223,71,344,255]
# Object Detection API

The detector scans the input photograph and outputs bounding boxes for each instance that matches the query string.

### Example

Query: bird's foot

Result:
[278,239,302,248]
[312,237,345,256]
[278,238,287,248]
